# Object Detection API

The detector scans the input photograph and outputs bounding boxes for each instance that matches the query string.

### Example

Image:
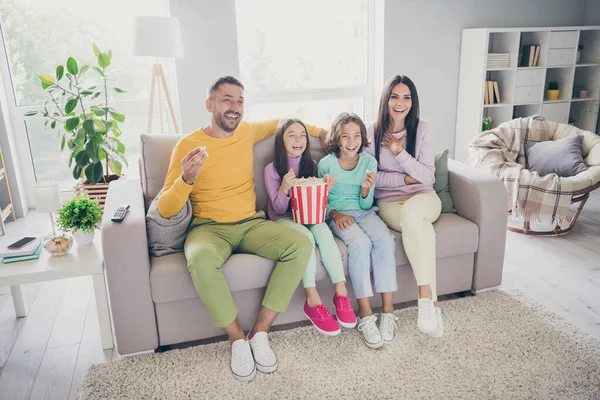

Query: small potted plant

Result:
[547,81,560,101]
[482,117,492,131]
[56,192,103,246]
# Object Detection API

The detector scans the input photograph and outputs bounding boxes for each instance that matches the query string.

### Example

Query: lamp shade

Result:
[32,181,62,213]
[133,16,184,58]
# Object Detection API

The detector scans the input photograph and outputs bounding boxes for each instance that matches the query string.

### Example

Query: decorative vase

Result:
[546,90,560,101]
[73,231,95,246]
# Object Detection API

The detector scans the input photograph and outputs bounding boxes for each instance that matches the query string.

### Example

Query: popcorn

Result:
[199,146,208,157]
[293,177,325,186]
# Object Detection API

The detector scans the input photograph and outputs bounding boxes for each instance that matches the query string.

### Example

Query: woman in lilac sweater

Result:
[365,75,445,339]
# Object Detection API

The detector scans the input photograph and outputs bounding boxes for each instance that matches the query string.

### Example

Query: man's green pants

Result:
[184,212,312,328]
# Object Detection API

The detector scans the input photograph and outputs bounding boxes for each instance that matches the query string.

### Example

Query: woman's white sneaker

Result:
[417,298,437,334]
[378,313,398,344]
[429,307,445,338]
[357,315,384,349]
[230,339,256,382]
[249,332,278,373]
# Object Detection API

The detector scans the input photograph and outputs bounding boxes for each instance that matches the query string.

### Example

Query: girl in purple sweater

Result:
[365,75,445,338]
[264,119,357,336]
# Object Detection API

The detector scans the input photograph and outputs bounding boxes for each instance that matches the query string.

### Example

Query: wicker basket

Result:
[74,174,122,210]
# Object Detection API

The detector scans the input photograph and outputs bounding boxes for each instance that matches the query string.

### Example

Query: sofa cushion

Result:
[150,237,346,304]
[140,134,184,207]
[150,213,478,304]
[434,149,457,213]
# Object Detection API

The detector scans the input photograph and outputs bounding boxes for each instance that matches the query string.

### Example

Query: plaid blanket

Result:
[469,116,572,225]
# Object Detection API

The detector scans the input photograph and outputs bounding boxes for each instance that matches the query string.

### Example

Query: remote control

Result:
[111,204,130,223]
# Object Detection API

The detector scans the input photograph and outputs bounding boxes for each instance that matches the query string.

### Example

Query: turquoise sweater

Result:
[317,153,378,216]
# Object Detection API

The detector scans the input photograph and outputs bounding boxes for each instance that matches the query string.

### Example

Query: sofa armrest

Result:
[448,160,508,291]
[101,178,158,354]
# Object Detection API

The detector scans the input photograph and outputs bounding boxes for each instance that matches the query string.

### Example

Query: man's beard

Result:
[214,110,241,132]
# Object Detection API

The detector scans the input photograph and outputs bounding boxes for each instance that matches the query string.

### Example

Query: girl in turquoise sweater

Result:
[318,112,397,349]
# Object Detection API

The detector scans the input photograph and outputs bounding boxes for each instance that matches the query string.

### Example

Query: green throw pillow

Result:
[434,149,456,213]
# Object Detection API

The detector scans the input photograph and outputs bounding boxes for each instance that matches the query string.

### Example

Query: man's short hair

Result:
[206,76,244,99]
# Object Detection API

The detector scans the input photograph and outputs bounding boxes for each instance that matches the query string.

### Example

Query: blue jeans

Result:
[327,208,397,299]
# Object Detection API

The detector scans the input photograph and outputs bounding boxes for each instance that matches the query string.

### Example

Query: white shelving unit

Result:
[455,26,600,163]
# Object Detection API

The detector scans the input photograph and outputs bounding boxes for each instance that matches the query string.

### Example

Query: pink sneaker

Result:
[303,302,341,336]
[333,295,357,328]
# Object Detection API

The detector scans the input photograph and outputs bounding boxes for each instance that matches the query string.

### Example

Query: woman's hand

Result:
[322,174,336,189]
[404,175,420,185]
[330,210,355,232]
[280,169,297,195]
[382,132,406,156]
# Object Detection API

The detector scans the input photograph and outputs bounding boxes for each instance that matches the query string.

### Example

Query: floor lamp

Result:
[133,16,184,134]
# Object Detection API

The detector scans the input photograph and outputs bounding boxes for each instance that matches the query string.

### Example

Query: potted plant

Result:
[25,44,128,207]
[56,192,103,246]
[547,81,560,101]
[482,117,492,131]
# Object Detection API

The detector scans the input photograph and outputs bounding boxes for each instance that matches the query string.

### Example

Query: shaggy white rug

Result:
[79,291,600,399]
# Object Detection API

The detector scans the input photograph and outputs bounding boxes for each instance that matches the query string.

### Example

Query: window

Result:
[235,0,379,127]
[0,0,177,197]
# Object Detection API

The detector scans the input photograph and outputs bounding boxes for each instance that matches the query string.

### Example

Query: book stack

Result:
[487,53,510,69]
[520,45,541,67]
[484,81,501,105]
[0,237,42,264]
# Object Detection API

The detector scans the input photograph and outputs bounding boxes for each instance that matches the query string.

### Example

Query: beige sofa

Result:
[101,133,508,355]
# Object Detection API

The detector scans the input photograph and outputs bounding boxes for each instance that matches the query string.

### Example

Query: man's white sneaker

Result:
[357,315,384,349]
[249,332,278,373]
[429,307,445,338]
[230,339,256,382]
[378,312,398,344]
[417,298,437,334]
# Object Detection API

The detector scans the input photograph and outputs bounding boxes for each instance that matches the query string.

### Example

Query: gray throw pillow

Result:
[434,149,456,214]
[526,134,588,178]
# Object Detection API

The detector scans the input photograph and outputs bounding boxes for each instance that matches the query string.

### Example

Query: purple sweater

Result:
[364,119,435,203]
[264,156,303,221]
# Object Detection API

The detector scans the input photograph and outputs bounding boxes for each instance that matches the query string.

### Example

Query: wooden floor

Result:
[0,191,599,399]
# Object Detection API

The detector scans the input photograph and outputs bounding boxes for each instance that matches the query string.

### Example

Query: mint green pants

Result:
[276,218,346,288]
[185,212,312,328]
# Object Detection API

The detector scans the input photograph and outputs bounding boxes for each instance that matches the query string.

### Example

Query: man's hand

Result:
[330,210,354,232]
[280,169,297,195]
[404,175,420,185]
[382,132,406,156]
[322,174,336,190]
[181,147,208,185]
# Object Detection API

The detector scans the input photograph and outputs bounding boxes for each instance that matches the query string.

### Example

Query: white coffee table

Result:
[0,235,113,350]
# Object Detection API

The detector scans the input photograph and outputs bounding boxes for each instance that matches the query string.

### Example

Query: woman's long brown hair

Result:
[374,75,420,161]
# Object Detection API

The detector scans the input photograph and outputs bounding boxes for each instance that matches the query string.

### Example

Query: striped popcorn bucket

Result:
[290,183,329,225]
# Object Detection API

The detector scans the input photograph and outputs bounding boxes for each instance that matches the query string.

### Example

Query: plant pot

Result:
[73,231,95,246]
[74,174,122,210]
[546,90,560,101]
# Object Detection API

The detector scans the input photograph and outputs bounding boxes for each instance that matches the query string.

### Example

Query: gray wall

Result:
[171,0,238,134]
[171,0,590,154]
[384,0,588,155]
[585,0,600,25]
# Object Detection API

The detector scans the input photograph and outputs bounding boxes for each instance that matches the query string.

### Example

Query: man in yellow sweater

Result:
[157,76,324,382]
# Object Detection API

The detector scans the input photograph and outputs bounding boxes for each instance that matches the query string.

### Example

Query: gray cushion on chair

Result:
[526,134,588,178]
